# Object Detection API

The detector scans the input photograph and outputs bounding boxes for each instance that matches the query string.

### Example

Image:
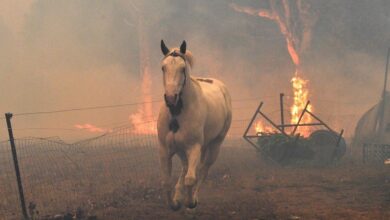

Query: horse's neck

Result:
[181,76,200,110]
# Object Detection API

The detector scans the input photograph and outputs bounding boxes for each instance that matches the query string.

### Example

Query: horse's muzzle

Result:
[164,94,178,107]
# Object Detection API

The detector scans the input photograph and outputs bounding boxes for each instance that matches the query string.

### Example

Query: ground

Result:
[93,148,390,220]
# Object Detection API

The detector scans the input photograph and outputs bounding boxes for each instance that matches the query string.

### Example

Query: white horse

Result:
[157,40,232,210]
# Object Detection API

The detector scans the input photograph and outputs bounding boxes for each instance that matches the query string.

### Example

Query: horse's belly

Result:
[201,82,232,143]
[204,104,229,141]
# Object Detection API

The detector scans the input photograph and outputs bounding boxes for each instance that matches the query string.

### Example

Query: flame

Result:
[254,120,274,135]
[127,19,158,135]
[290,72,313,136]
[75,9,157,135]
[232,1,317,137]
[128,40,157,135]
[75,123,113,133]
[129,113,156,134]
[230,1,317,66]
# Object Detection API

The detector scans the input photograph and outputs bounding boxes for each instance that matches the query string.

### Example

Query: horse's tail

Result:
[219,83,233,137]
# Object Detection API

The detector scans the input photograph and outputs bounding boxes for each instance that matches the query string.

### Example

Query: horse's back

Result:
[195,77,232,143]
[196,77,231,110]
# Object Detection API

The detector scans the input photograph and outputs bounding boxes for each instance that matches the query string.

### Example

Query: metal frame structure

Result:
[243,94,344,152]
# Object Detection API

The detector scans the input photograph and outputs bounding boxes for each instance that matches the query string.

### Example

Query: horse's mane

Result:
[170,48,194,68]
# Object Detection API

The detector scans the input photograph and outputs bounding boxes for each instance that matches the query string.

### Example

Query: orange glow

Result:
[290,71,313,136]
[75,123,113,133]
[232,1,317,137]
[230,1,307,67]
[254,120,274,135]
[229,3,274,19]
[129,53,157,135]
[127,18,158,135]
[129,113,156,134]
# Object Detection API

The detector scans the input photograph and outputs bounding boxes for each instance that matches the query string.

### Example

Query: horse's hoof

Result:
[169,201,181,211]
[186,199,198,209]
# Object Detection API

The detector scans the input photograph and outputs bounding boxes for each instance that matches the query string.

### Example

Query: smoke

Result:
[0,0,389,141]
[230,0,317,68]
[231,0,318,136]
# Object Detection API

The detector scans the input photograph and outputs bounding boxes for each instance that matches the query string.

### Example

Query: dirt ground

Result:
[94,148,390,220]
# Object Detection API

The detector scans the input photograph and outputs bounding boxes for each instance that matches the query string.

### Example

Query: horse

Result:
[157,40,232,210]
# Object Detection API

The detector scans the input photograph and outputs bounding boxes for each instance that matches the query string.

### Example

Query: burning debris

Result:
[231,0,317,136]
[255,120,275,134]
[244,98,346,165]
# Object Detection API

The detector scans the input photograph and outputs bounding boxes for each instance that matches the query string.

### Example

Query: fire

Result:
[128,36,157,135]
[129,112,156,134]
[290,71,313,136]
[231,1,317,137]
[75,123,113,133]
[128,77,157,135]
[254,120,274,135]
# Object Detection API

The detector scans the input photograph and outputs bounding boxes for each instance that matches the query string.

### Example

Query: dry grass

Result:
[1,139,389,220]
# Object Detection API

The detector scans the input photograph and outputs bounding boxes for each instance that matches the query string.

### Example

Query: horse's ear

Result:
[180,40,186,54]
[161,40,169,56]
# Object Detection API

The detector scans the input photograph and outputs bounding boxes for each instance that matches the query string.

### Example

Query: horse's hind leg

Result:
[193,138,222,202]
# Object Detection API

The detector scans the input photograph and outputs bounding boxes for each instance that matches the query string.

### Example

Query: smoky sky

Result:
[0,0,389,141]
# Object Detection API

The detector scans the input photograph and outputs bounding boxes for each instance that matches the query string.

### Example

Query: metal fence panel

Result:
[363,143,390,163]
[0,140,20,220]
[1,119,251,219]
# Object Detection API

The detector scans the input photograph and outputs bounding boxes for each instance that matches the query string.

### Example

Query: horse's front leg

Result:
[159,147,180,210]
[184,143,202,208]
[173,152,188,208]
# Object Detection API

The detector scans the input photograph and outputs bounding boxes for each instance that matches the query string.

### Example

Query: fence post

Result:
[280,93,285,132]
[5,113,28,220]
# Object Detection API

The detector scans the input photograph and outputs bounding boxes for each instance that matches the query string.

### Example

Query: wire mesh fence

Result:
[0,120,252,219]
[0,140,20,219]
[0,95,371,219]
[363,143,390,164]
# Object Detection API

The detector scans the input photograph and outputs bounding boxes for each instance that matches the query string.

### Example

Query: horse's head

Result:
[160,40,193,107]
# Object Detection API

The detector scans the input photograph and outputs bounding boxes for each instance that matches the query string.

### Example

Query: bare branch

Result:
[229,3,275,20]
[128,1,140,13]
[123,18,135,27]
